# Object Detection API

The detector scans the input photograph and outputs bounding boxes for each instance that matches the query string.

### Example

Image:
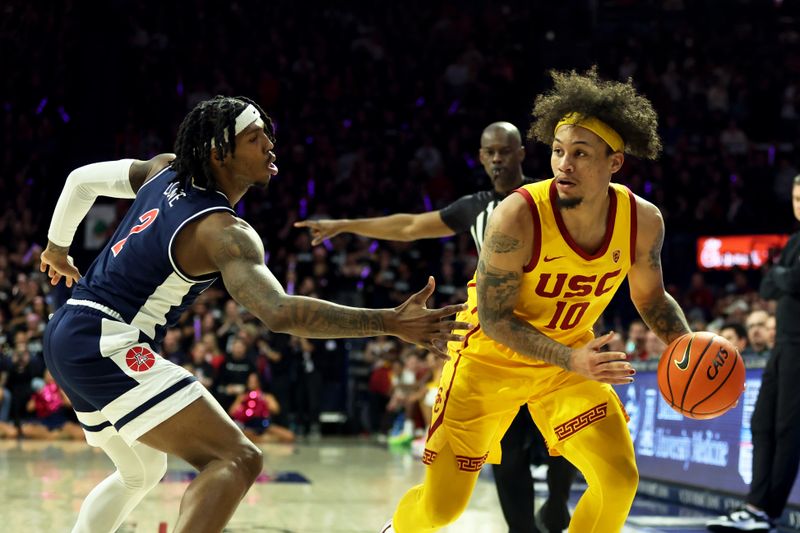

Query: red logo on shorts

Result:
[125,346,156,372]
[433,387,443,414]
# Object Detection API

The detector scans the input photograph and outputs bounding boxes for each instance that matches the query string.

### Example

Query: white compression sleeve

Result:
[47,159,137,248]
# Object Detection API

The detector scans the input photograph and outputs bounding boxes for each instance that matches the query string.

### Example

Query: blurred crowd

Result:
[1,0,799,440]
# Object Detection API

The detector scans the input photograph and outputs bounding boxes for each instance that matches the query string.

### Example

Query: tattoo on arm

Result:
[638,293,691,343]
[648,223,664,270]
[484,232,521,254]
[216,222,387,337]
[281,297,387,337]
[477,254,572,370]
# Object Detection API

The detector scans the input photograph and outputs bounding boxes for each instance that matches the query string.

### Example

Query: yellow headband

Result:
[555,112,625,153]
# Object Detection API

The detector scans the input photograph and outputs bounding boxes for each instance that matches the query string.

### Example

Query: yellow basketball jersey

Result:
[459,178,638,367]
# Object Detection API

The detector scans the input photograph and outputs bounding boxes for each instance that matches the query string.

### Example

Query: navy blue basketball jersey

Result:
[72,166,235,343]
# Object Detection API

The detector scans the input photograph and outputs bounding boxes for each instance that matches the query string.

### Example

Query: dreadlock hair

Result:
[172,95,275,192]
[528,67,662,160]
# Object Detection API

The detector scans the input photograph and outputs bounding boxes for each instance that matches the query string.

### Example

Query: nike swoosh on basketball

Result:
[674,337,693,371]
[543,255,565,262]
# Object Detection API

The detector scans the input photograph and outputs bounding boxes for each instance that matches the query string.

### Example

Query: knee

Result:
[144,451,168,489]
[604,459,638,504]
[230,441,263,484]
[424,494,469,528]
[425,506,463,529]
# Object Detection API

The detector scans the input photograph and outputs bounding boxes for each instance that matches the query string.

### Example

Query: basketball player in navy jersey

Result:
[296,122,578,533]
[39,95,470,533]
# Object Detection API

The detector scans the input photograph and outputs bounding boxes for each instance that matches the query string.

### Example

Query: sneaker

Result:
[706,508,773,532]
[379,519,395,532]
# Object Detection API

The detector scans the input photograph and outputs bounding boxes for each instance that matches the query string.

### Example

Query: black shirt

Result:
[760,230,800,342]
[439,177,535,252]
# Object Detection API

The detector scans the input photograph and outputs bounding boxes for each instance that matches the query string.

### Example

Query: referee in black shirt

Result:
[708,175,800,533]
[296,122,576,533]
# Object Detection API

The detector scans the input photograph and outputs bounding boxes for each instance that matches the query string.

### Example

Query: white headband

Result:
[210,104,263,148]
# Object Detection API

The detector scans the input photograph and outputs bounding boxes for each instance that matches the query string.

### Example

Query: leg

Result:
[764,343,800,518]
[0,420,19,438]
[492,405,537,533]
[72,435,167,533]
[539,455,578,532]
[0,388,11,422]
[747,348,779,511]
[559,415,637,533]
[392,442,481,532]
[263,423,296,443]
[20,422,58,440]
[137,391,263,533]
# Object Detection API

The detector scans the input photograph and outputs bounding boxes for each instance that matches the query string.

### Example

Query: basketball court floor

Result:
[0,438,775,532]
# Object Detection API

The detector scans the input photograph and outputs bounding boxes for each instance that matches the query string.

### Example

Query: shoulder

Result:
[491,191,533,226]
[626,193,665,257]
[196,213,263,260]
[444,190,490,208]
[130,153,176,192]
[629,193,663,230]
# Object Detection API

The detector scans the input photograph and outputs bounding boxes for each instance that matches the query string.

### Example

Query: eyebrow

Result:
[553,137,592,146]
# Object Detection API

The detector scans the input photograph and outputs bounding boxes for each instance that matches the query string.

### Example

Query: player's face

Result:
[479,131,524,190]
[793,184,800,222]
[228,122,278,189]
[551,125,623,209]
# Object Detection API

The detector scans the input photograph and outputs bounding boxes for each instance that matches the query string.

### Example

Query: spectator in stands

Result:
[643,331,668,361]
[626,320,648,360]
[214,338,259,412]
[719,322,750,356]
[183,342,216,390]
[228,374,295,444]
[744,310,772,357]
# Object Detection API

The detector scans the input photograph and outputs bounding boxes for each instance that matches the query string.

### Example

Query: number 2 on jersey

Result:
[111,209,159,256]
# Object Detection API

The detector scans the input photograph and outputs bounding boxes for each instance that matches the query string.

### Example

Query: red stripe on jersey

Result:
[512,188,542,272]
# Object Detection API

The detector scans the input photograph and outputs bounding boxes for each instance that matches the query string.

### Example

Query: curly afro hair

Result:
[528,67,661,160]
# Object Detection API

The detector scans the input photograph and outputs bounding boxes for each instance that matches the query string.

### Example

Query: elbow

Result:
[259,295,293,333]
[477,306,503,341]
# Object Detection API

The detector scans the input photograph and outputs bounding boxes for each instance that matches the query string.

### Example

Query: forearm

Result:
[48,160,136,247]
[482,316,573,370]
[760,270,781,299]
[341,214,418,241]
[769,266,800,294]
[636,292,691,343]
[240,287,393,338]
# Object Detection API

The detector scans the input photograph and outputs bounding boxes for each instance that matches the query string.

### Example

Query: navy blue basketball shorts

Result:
[44,300,207,447]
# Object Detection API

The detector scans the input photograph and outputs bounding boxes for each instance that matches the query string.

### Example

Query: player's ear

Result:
[609,152,624,174]
[209,147,225,169]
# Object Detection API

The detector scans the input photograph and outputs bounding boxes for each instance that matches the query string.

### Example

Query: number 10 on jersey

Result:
[544,301,590,330]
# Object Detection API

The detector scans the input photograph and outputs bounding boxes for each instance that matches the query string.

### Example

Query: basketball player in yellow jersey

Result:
[382,68,693,533]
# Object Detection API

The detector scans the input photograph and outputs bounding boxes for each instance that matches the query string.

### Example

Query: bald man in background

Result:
[297,122,577,533]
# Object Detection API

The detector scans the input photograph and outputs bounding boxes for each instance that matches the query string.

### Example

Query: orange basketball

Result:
[657,331,745,420]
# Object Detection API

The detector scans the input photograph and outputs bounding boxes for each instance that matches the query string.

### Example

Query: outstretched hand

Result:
[568,331,635,385]
[391,276,473,360]
[40,244,82,288]
[293,219,344,246]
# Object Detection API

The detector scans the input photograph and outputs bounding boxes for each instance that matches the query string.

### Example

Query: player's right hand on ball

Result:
[569,331,635,385]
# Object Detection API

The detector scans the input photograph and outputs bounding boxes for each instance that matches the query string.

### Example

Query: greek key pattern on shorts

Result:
[554,402,608,441]
[455,452,489,472]
[422,448,438,465]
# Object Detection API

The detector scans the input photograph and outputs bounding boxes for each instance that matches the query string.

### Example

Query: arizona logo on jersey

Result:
[126,346,156,372]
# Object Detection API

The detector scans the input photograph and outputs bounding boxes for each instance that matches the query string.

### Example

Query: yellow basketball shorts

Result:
[423,349,629,472]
